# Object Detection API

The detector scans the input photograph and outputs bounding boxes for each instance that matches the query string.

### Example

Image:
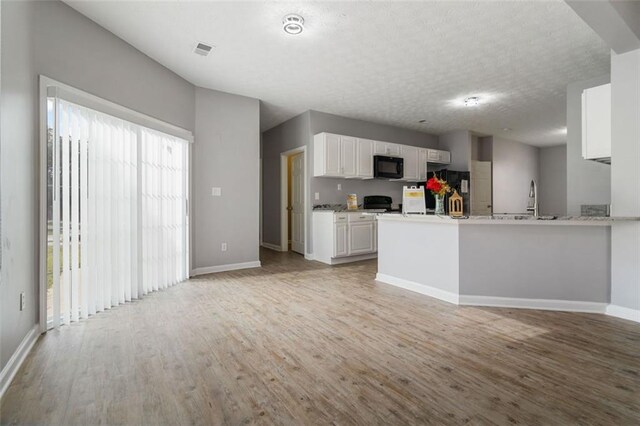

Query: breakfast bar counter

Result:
[375,214,639,313]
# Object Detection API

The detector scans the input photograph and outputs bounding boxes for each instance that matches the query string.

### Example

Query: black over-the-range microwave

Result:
[373,155,404,179]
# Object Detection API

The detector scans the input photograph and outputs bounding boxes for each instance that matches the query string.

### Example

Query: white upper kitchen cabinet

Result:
[401,145,420,181]
[374,141,401,157]
[356,138,374,178]
[419,149,428,181]
[582,83,611,162]
[341,136,357,177]
[426,149,451,165]
[314,133,341,177]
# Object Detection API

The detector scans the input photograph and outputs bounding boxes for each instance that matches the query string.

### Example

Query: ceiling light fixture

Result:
[464,96,480,107]
[283,14,304,35]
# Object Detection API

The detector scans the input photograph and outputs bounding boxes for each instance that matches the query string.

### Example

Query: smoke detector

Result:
[282,14,304,35]
[193,42,213,56]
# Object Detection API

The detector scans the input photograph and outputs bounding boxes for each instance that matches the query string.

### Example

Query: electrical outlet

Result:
[212,187,222,197]
[314,192,320,200]
[221,242,227,252]
[20,292,26,311]
[337,184,342,191]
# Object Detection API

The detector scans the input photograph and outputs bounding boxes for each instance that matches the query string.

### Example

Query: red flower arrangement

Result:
[426,173,451,197]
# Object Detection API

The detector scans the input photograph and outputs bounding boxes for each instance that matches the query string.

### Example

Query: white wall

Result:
[492,137,540,214]
[538,145,568,216]
[193,88,260,271]
[610,49,640,315]
[566,75,611,215]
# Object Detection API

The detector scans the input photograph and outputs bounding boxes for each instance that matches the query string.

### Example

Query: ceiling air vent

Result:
[194,42,213,56]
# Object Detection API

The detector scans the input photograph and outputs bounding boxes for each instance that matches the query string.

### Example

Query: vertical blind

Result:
[48,99,189,328]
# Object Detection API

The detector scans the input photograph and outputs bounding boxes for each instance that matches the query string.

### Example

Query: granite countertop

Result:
[376,213,640,226]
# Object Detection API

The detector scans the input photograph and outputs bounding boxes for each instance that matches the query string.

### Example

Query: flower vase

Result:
[434,194,445,215]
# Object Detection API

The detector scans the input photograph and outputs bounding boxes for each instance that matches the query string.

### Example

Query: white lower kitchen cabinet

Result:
[312,211,378,265]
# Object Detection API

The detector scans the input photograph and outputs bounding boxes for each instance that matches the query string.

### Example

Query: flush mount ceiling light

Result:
[282,14,304,35]
[464,96,480,107]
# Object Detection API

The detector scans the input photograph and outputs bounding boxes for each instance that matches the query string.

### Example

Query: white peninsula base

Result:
[375,215,622,314]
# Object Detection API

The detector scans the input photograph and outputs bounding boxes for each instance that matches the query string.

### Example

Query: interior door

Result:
[471,161,492,215]
[290,152,305,254]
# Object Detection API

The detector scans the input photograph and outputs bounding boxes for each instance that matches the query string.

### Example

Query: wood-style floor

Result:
[1,249,639,425]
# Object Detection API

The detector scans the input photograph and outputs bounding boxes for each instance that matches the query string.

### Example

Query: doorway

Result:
[280,147,307,255]
[471,160,493,215]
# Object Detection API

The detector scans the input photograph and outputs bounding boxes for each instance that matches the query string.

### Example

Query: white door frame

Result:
[280,146,308,254]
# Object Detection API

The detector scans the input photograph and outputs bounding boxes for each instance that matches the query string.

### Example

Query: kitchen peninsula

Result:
[375,214,639,313]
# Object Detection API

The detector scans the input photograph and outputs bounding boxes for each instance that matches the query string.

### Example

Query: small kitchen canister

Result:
[347,194,358,210]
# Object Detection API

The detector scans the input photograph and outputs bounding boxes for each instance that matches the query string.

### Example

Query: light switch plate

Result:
[337,184,342,191]
[212,187,222,196]
[221,242,227,251]
[315,192,320,200]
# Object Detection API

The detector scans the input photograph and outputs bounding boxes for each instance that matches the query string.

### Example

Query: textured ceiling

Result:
[65,0,610,146]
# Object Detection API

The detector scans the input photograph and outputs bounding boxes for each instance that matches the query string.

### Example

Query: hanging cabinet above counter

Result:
[313,132,450,181]
[582,83,611,164]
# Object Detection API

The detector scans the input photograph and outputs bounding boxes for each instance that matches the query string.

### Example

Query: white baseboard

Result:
[260,242,284,252]
[375,273,459,304]
[191,261,262,277]
[459,295,607,314]
[0,325,39,399]
[329,253,377,265]
[606,304,640,323]
[304,253,315,261]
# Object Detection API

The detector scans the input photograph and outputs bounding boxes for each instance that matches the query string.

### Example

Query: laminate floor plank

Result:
[1,249,639,425]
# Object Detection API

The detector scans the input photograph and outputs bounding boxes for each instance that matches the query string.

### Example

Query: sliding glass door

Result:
[45,97,189,328]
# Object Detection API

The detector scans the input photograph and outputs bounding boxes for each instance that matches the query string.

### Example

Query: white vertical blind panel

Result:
[70,105,80,323]
[52,100,61,328]
[88,110,98,316]
[79,108,90,319]
[60,102,71,326]
[95,114,106,313]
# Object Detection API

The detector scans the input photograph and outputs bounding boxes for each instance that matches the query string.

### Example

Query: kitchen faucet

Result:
[526,180,539,217]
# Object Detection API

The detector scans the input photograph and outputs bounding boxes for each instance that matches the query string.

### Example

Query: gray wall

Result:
[492,137,540,214]
[437,130,472,171]
[566,75,611,215]
[1,0,196,372]
[194,88,260,270]
[460,224,610,302]
[261,111,311,248]
[538,145,568,216]
[261,110,439,253]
